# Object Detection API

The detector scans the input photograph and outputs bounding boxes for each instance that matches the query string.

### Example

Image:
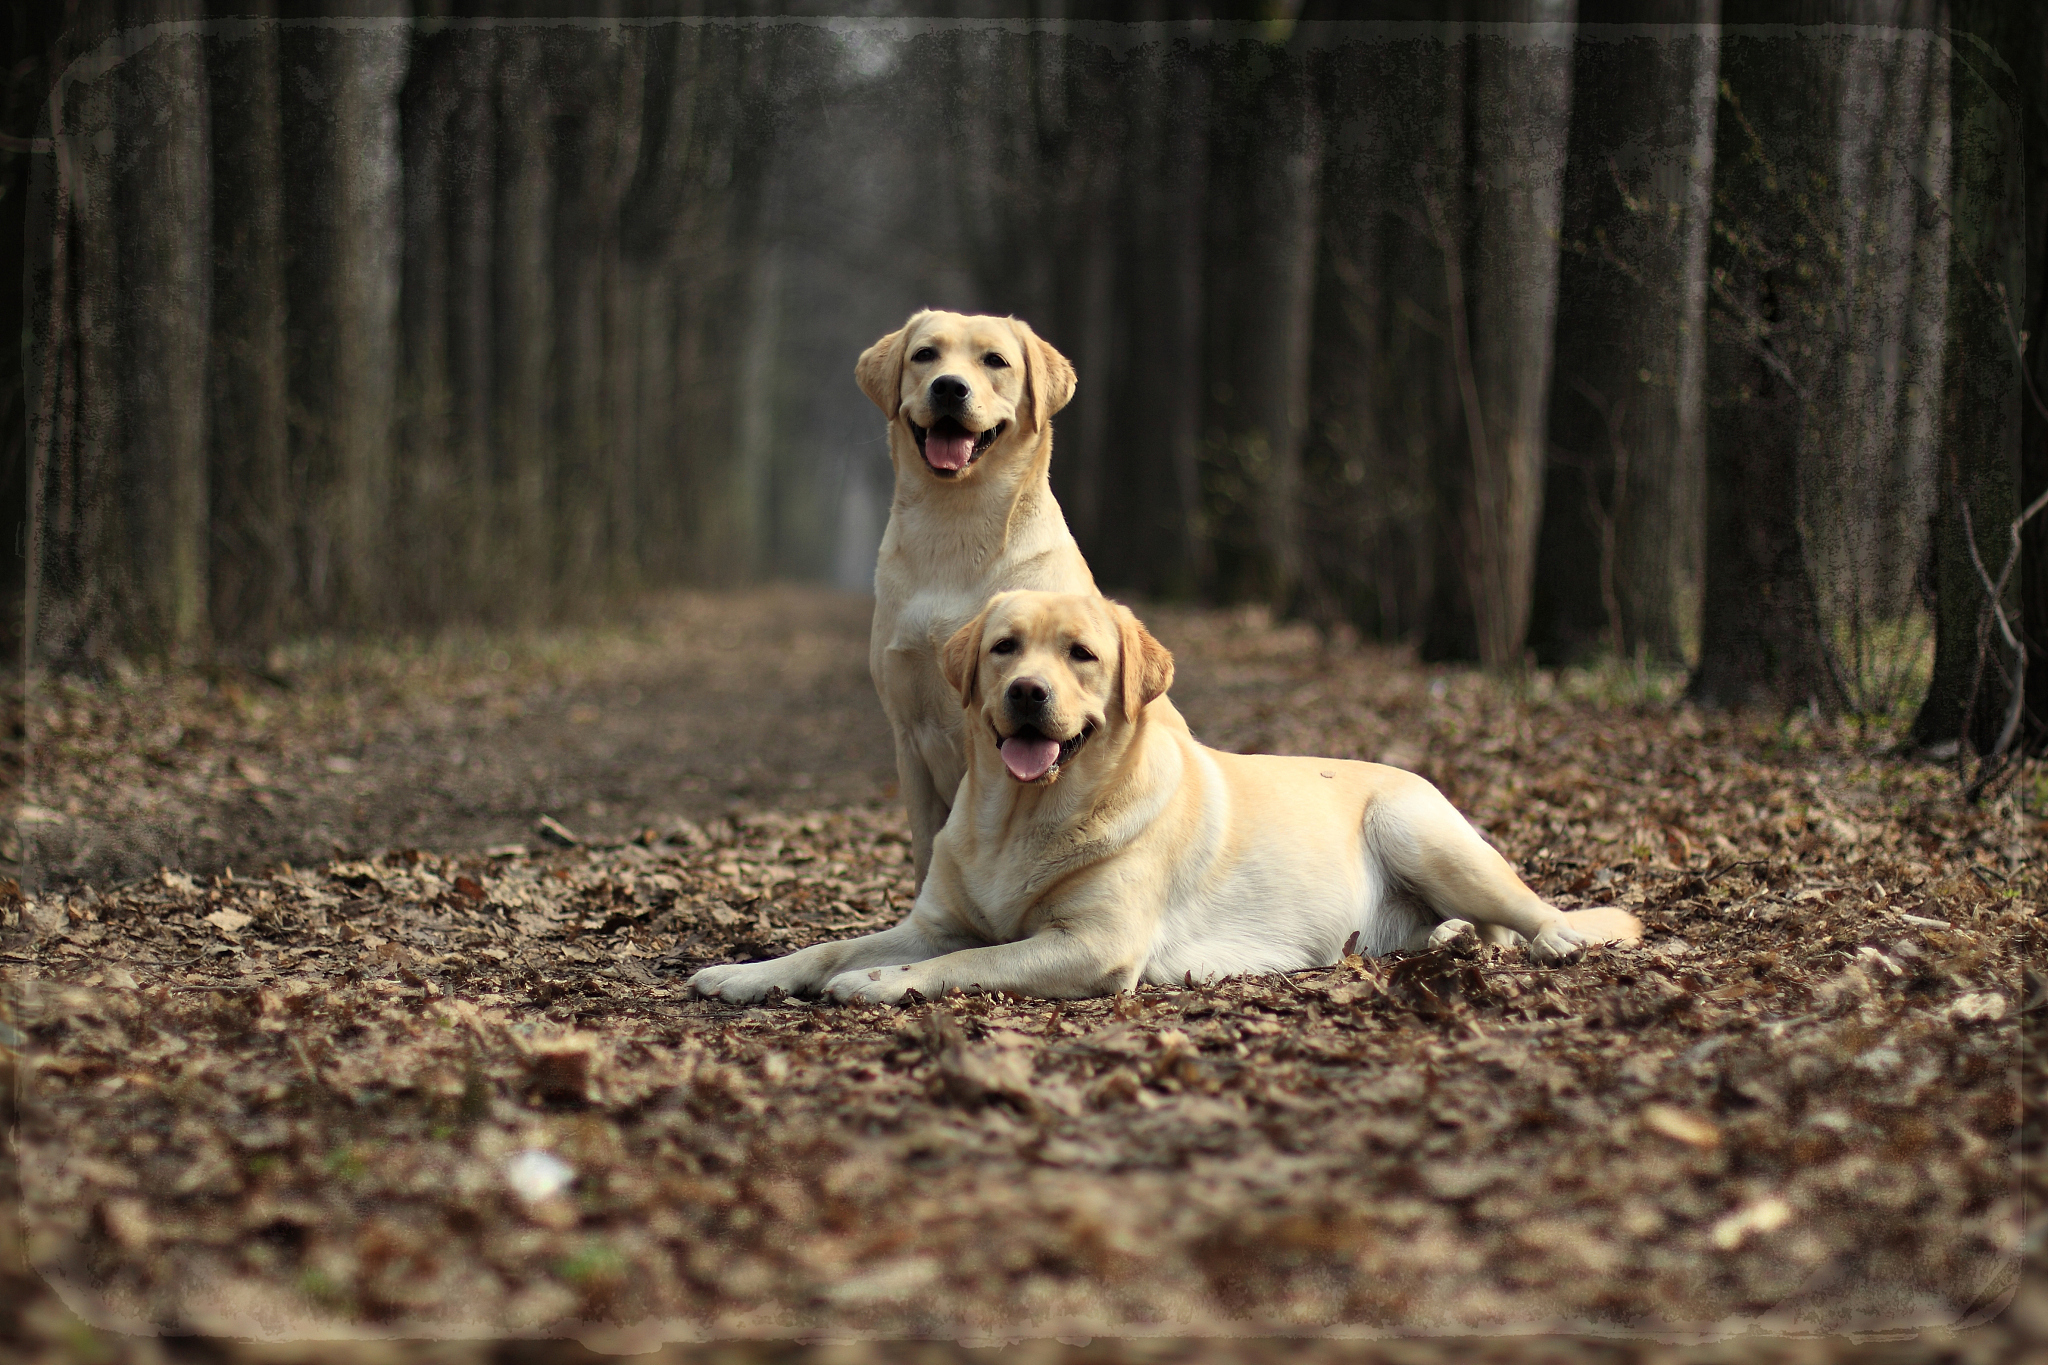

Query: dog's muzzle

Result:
[994,721,1093,784]
[912,416,1004,477]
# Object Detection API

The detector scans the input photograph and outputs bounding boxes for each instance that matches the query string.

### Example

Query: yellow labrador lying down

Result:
[691,591,1640,1005]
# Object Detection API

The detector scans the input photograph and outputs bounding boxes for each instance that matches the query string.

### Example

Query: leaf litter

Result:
[0,592,2040,1358]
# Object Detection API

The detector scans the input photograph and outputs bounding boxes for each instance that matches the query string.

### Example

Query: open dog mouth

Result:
[992,721,1094,783]
[911,416,1004,476]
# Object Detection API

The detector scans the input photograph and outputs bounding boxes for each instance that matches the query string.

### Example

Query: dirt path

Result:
[2,588,2042,1359]
[18,589,900,889]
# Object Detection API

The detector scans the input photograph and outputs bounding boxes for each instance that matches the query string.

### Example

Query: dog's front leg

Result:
[691,920,956,1004]
[824,925,1137,1004]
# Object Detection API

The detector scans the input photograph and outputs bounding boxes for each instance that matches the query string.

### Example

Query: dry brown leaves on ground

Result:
[1,594,2041,1357]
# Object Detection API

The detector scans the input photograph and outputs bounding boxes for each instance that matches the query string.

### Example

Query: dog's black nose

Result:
[1007,676,1049,709]
[930,374,969,406]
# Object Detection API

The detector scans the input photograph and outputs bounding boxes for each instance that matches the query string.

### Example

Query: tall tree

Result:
[1,4,66,666]
[1105,42,1209,599]
[112,14,206,655]
[552,18,642,602]
[1202,34,1322,613]
[1911,0,2026,751]
[490,23,554,611]
[1529,3,1718,668]
[207,7,292,646]
[40,6,212,661]
[281,16,409,628]
[1794,6,1951,719]
[396,21,460,624]
[618,20,709,590]
[2016,3,2048,752]
[39,18,123,665]
[1423,3,1576,669]
[1300,26,1461,643]
[1690,9,1848,713]
[444,17,498,613]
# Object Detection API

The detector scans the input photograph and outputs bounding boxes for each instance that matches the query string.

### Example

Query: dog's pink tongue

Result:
[1001,735,1060,782]
[926,430,974,471]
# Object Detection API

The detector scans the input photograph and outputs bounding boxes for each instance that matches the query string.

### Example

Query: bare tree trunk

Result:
[326,20,406,628]
[1302,28,1455,643]
[397,22,457,626]
[492,26,554,612]
[1426,3,1575,670]
[1116,44,1208,599]
[1784,7,1951,719]
[282,17,408,628]
[1530,4,1717,668]
[44,8,213,662]
[1203,37,1321,612]
[552,19,641,602]
[445,23,497,614]
[45,45,122,665]
[639,21,758,588]
[1690,13,1847,713]
[117,18,211,654]
[1060,162,1120,558]
[1813,7,1948,621]
[207,9,291,647]
[619,20,697,590]
[1911,0,2026,751]
[3,5,67,669]
[730,230,781,585]
[2022,4,2048,753]
[1045,54,1122,568]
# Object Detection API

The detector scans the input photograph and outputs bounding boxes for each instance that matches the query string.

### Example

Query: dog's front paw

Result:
[1527,925,1590,966]
[1428,919,1482,957]
[690,961,795,1003]
[825,964,920,1005]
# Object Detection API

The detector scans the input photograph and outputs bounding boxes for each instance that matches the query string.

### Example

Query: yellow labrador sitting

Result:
[691,591,1640,1005]
[858,311,1095,892]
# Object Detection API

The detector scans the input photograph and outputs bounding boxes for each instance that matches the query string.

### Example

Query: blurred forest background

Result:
[3,2,2046,764]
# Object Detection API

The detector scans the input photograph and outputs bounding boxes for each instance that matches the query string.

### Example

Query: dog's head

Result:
[854,311,1076,482]
[941,591,1174,786]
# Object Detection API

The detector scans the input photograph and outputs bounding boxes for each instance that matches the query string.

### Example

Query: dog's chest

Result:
[877,589,979,692]
[949,823,1102,943]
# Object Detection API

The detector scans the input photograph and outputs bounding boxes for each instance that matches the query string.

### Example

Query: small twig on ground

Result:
[1701,858,1772,886]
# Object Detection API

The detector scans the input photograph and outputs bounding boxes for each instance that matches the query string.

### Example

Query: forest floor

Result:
[1,587,2042,1363]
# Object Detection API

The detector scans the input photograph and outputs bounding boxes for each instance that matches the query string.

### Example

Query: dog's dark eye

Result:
[990,638,1019,656]
[1068,644,1097,663]
[910,346,937,363]
[983,352,1009,369]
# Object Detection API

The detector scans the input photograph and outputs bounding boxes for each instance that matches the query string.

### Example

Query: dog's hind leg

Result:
[1367,774,1601,965]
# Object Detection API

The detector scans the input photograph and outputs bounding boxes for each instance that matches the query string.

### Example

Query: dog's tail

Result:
[1560,906,1643,944]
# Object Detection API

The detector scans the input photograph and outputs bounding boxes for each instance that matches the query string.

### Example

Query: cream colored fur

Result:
[692,591,1640,1005]
[855,311,1095,890]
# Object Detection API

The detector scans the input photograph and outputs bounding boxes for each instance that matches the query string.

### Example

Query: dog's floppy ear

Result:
[855,317,915,419]
[941,598,1002,709]
[1013,317,1076,434]
[1112,601,1174,722]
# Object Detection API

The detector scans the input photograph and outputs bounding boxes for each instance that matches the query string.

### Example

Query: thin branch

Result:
[1706,271,1811,405]
[1953,485,2048,799]
[1565,374,1630,659]
[1419,184,1518,669]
